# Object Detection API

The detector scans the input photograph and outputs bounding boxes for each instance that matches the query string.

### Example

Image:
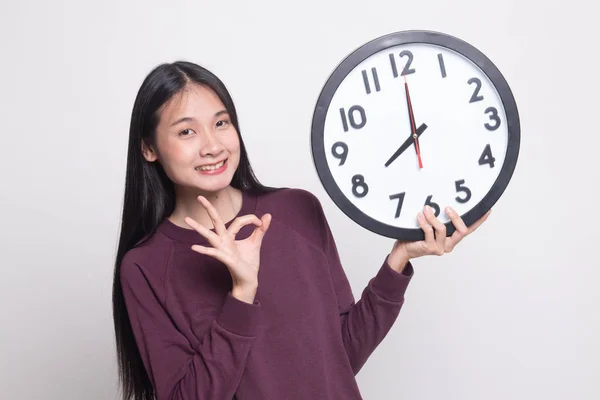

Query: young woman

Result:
[112,61,490,400]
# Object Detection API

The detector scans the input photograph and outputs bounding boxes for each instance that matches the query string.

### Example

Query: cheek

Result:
[159,140,196,172]
[224,131,241,155]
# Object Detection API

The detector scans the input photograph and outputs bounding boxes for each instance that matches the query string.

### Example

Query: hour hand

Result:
[384,123,428,167]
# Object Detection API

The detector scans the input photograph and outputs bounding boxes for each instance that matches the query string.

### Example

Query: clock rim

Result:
[310,30,521,241]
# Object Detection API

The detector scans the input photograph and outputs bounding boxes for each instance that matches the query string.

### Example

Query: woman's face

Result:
[144,83,241,195]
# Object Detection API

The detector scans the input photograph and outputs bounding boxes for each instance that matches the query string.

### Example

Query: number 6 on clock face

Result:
[311,30,520,241]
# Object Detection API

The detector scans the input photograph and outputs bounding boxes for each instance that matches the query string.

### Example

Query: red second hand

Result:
[403,73,423,169]
[413,134,424,169]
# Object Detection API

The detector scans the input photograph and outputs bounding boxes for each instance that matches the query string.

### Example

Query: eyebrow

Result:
[170,110,229,127]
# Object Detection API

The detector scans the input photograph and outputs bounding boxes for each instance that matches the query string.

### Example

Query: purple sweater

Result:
[120,188,414,399]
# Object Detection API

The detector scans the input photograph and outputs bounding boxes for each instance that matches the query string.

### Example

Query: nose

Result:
[199,130,225,157]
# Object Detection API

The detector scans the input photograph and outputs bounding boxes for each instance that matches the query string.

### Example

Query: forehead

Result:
[158,83,225,123]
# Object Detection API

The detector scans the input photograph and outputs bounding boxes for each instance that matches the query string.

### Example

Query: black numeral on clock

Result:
[389,53,398,77]
[468,77,484,103]
[438,53,447,78]
[340,106,367,132]
[455,179,472,203]
[389,192,406,218]
[390,50,416,78]
[351,175,369,198]
[362,67,381,94]
[479,144,496,168]
[467,78,502,131]
[400,51,416,75]
[331,142,348,166]
[484,107,501,131]
[424,195,440,217]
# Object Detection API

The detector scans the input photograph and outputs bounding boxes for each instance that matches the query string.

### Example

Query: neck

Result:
[168,185,243,230]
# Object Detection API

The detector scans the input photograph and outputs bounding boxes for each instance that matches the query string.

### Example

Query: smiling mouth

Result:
[195,159,226,171]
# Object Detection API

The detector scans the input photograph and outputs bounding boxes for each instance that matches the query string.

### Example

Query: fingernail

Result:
[425,205,432,214]
[446,206,454,215]
[417,212,424,221]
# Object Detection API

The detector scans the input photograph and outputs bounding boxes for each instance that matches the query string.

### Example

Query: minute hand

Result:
[384,123,428,167]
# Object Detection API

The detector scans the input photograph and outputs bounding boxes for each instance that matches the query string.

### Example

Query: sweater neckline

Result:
[157,190,258,244]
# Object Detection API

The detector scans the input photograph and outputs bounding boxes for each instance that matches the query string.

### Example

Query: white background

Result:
[1,0,598,399]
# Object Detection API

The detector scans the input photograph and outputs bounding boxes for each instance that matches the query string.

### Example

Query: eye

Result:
[216,119,230,129]
[178,128,195,137]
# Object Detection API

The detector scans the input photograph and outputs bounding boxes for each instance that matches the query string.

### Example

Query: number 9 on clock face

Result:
[311,30,520,241]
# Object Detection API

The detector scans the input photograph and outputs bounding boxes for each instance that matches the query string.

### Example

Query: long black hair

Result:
[112,61,277,400]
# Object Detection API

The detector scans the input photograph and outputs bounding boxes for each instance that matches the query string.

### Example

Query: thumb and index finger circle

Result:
[228,214,263,236]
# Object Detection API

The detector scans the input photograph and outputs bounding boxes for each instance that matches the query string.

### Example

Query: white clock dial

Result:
[312,31,520,240]
[323,44,508,229]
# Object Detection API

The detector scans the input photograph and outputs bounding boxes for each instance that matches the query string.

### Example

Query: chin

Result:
[193,172,237,194]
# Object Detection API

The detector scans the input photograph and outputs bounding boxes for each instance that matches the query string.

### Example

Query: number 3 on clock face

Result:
[311,30,520,241]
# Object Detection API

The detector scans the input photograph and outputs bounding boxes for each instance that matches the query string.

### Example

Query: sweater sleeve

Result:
[120,259,260,400]
[311,194,414,375]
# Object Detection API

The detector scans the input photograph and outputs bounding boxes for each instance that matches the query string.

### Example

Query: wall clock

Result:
[311,30,520,240]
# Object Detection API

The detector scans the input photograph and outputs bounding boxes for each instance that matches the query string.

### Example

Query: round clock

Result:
[310,30,520,241]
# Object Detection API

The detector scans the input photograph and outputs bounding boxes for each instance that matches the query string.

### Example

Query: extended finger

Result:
[228,214,263,236]
[197,196,226,236]
[417,211,434,244]
[444,206,469,251]
[184,216,220,247]
[424,206,446,253]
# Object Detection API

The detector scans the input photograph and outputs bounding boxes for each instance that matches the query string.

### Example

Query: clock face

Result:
[311,31,520,240]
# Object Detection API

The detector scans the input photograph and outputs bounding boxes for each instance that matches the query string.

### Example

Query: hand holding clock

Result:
[386,205,492,273]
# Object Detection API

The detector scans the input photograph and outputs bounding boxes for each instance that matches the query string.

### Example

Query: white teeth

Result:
[196,160,225,171]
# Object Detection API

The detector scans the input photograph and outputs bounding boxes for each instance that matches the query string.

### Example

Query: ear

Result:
[141,140,158,162]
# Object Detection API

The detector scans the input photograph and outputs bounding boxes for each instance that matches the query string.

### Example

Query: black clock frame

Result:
[310,30,520,241]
